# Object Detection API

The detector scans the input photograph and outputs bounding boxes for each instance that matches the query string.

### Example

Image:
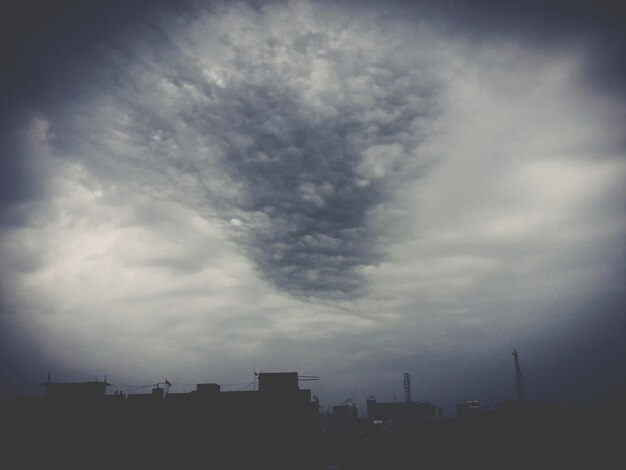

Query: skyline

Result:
[1,0,625,415]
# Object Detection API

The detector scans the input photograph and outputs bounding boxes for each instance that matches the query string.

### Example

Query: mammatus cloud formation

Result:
[1,0,624,410]
[42,2,442,299]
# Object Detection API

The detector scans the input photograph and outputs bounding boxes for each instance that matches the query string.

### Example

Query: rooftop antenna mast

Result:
[403,372,412,403]
[512,348,527,403]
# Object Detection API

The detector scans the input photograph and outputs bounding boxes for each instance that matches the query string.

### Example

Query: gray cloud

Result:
[211,82,432,297]
[18,1,440,299]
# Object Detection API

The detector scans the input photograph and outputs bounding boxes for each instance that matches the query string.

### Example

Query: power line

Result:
[108,381,257,392]
[235,381,254,391]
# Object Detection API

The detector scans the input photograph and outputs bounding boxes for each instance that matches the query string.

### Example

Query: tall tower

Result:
[403,372,412,403]
[512,348,527,402]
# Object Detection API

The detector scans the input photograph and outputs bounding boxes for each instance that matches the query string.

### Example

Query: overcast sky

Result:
[1,0,624,414]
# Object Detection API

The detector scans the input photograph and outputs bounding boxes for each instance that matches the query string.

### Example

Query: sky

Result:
[1,0,625,415]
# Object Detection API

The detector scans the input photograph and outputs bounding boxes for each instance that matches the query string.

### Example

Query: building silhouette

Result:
[4,369,622,470]
[456,400,494,418]
[10,372,321,470]
[366,396,442,426]
[330,399,358,434]
[41,379,111,400]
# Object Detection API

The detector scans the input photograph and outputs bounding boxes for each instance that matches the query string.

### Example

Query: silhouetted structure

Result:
[258,371,299,392]
[5,368,623,470]
[9,372,320,470]
[195,382,220,394]
[403,372,412,403]
[456,400,494,418]
[330,399,358,434]
[512,348,527,402]
[366,397,440,425]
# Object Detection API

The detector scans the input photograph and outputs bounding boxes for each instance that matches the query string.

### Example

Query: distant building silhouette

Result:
[366,397,441,425]
[456,400,494,418]
[195,382,220,394]
[331,399,358,434]
[41,379,110,400]
[6,369,621,470]
[258,371,299,392]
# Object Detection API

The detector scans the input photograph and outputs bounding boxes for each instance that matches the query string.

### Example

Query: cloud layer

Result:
[1,0,624,409]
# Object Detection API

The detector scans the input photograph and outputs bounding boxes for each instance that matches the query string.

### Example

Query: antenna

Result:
[512,348,527,402]
[297,375,320,381]
[403,372,412,403]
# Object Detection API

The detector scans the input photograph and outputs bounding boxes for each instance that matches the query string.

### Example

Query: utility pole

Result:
[403,372,412,403]
[512,348,527,403]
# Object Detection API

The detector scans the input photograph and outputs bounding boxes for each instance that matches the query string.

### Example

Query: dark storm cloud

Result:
[205,78,434,297]
[1,1,438,299]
